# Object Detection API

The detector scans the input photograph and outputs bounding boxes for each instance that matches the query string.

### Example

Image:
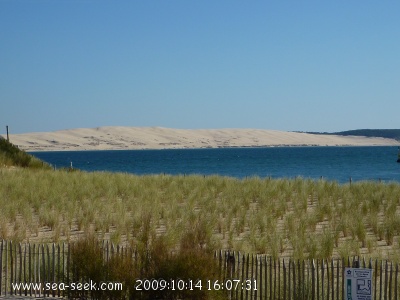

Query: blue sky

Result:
[1,1,399,134]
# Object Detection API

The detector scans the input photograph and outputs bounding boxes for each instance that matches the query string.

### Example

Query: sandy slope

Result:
[2,127,399,151]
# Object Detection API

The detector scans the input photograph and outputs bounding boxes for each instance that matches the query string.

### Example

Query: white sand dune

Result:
[2,127,399,151]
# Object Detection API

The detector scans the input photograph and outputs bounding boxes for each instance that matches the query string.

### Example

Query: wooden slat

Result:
[379,260,383,300]
[42,244,46,297]
[316,259,320,300]
[311,259,315,300]
[218,250,222,282]
[10,241,13,295]
[20,243,24,296]
[327,259,330,300]
[67,243,70,299]
[336,259,340,300]
[28,243,32,296]
[385,260,388,299]
[274,258,277,300]
[0,240,3,296]
[304,260,307,299]
[288,259,291,300]
[342,258,346,300]
[278,258,281,300]
[57,244,61,298]
[16,243,20,296]
[292,259,296,300]
[245,253,250,300]
[321,259,325,300]
[258,255,262,300]
[236,252,241,300]
[395,263,398,300]
[331,259,334,300]
[5,241,8,296]
[254,255,258,300]
[374,259,378,300]
[32,244,36,297]
[269,257,272,300]
[283,259,286,300]
[265,256,268,300]
[51,243,55,297]
[240,253,245,300]
[389,262,393,300]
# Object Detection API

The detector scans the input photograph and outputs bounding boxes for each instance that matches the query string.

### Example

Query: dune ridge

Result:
[2,126,399,151]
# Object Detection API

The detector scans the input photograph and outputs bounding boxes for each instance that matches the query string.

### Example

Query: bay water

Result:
[30,146,400,184]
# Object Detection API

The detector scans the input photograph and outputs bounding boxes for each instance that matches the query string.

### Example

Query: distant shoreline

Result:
[25,144,400,153]
[2,126,399,152]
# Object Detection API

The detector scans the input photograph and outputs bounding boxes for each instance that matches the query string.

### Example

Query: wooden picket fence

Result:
[1,240,399,299]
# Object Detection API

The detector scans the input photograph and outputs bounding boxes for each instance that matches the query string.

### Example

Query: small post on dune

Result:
[6,125,9,141]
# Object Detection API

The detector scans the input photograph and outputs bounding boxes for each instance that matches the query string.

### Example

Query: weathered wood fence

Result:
[1,240,399,299]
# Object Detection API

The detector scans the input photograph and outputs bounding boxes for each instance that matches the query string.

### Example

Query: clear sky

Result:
[1,1,399,134]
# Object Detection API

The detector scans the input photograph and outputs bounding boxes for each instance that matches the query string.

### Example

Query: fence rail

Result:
[1,240,399,299]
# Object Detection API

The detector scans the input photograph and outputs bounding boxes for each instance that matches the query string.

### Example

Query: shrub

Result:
[70,228,226,300]
[0,138,51,169]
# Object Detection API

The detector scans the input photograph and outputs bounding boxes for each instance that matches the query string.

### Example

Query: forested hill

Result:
[307,129,400,141]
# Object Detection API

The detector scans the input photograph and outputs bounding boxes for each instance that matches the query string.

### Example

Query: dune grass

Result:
[0,138,51,169]
[1,168,400,261]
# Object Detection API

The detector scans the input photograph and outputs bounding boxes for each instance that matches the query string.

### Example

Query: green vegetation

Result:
[1,169,400,262]
[306,129,400,141]
[70,229,225,300]
[0,137,51,169]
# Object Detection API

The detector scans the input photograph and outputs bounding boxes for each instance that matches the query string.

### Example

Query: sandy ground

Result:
[2,126,399,151]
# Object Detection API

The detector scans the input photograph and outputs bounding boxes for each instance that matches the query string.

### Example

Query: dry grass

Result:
[1,168,400,261]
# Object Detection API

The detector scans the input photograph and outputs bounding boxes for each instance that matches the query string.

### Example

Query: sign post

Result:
[344,267,373,300]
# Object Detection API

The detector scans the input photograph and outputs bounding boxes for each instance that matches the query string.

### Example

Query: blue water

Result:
[30,147,400,184]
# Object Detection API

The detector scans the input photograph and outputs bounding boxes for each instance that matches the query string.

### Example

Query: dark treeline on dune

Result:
[303,129,400,141]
